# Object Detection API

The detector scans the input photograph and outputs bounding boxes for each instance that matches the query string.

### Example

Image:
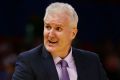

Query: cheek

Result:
[43,30,48,37]
[62,32,73,42]
[59,33,70,42]
[44,30,48,38]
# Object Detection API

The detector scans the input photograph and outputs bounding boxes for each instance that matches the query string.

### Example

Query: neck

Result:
[52,46,71,59]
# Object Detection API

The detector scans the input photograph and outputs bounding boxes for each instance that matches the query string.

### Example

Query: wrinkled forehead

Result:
[44,12,70,24]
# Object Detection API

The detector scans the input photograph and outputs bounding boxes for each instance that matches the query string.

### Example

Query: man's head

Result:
[43,2,78,58]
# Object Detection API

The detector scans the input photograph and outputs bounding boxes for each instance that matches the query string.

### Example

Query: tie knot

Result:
[59,60,68,67]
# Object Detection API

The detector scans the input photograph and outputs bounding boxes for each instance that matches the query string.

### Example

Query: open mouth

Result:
[48,40,58,44]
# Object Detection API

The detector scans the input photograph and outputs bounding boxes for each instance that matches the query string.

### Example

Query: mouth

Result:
[48,40,58,44]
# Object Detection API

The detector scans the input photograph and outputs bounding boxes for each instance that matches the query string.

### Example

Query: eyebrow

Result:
[55,24,63,27]
[44,23,50,26]
[44,23,63,27]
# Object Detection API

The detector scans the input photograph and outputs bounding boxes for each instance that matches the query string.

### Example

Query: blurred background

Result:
[0,0,120,80]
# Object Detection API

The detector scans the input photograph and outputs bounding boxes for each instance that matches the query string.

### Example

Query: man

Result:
[12,2,108,80]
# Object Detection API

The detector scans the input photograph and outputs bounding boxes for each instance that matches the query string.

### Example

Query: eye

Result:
[56,27,62,32]
[45,25,51,30]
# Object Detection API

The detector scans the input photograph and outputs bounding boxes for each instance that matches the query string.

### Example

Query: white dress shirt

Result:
[53,48,77,80]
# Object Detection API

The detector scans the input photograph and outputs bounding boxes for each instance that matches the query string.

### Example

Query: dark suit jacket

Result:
[12,44,108,80]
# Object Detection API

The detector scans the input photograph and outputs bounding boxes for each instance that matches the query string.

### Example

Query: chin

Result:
[45,46,57,53]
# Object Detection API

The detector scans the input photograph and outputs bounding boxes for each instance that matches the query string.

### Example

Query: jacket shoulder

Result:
[73,48,99,59]
[18,44,43,61]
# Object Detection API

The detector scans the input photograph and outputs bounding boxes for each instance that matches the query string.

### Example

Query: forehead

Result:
[44,12,70,25]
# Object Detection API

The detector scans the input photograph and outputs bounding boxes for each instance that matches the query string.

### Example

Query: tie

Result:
[60,60,70,80]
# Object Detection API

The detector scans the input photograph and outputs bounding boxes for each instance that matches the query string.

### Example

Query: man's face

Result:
[44,12,77,54]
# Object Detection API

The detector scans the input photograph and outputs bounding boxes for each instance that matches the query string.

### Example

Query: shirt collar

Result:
[54,47,73,67]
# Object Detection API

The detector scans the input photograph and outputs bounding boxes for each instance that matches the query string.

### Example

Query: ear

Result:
[71,28,78,39]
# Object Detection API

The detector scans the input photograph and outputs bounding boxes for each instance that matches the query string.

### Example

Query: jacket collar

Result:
[41,45,59,80]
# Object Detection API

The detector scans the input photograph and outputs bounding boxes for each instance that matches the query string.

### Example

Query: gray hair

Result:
[44,2,78,28]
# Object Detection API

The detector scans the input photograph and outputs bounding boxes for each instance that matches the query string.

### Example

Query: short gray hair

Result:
[44,2,78,28]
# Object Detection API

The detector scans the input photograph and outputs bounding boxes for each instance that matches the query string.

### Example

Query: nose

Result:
[48,29,55,38]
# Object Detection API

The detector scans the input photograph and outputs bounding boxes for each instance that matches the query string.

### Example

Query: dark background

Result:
[0,0,120,80]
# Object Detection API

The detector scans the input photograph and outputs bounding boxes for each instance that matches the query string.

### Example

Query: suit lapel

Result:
[39,45,90,80]
[72,48,88,80]
[41,46,59,80]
